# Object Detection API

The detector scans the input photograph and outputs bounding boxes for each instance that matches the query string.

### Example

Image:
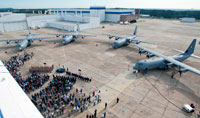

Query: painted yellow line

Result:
[76,110,88,118]
[97,77,138,114]
[77,76,141,117]
[109,79,143,112]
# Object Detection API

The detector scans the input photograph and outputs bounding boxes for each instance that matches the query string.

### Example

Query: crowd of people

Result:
[3,51,34,73]
[17,72,50,93]
[66,70,92,82]
[3,51,101,118]
[3,51,50,93]
[31,74,101,118]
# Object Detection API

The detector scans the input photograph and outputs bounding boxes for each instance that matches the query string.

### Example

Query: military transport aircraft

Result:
[48,25,95,45]
[133,39,200,76]
[0,30,54,51]
[104,26,154,49]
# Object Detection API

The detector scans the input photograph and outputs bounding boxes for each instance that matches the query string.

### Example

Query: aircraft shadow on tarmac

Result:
[148,69,200,106]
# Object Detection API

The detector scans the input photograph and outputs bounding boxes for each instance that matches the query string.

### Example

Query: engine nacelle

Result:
[7,40,11,44]
[178,68,188,76]
[15,40,19,43]
[109,36,113,39]
[136,41,141,44]
[139,49,146,54]
[179,68,188,73]
[146,53,155,58]
[82,36,85,39]
[56,35,60,37]
[165,63,173,69]
[115,37,120,40]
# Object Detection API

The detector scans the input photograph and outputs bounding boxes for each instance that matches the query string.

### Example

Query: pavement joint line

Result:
[108,79,143,113]
[97,76,139,114]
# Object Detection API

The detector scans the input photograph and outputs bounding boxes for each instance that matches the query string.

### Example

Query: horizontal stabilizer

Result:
[21,34,40,36]
[173,48,200,59]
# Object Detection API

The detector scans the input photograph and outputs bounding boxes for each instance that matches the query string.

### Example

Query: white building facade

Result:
[47,6,135,23]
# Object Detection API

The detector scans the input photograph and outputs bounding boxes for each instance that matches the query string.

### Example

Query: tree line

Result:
[0,8,47,14]
[140,9,200,19]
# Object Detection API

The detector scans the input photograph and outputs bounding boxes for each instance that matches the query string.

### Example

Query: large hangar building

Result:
[47,6,139,23]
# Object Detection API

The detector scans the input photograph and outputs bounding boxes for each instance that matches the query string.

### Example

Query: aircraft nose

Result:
[133,64,139,70]
[112,42,117,48]
[62,41,66,45]
[18,46,23,51]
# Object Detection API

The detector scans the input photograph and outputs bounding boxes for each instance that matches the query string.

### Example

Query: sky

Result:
[0,0,200,9]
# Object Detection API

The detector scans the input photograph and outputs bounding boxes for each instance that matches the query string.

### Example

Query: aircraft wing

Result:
[73,34,96,38]
[130,39,155,44]
[0,39,25,43]
[134,44,200,75]
[48,33,71,37]
[28,37,55,41]
[103,34,124,39]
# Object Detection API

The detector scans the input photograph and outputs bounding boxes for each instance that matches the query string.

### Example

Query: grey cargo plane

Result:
[104,26,154,49]
[49,25,95,45]
[0,30,54,51]
[133,39,200,76]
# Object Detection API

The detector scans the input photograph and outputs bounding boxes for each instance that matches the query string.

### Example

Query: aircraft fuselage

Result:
[112,36,136,49]
[17,34,32,51]
[62,35,75,45]
[133,54,191,71]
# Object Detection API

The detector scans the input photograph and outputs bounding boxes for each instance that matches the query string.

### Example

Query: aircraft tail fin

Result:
[184,39,196,55]
[76,24,80,32]
[26,17,31,34]
[133,26,137,35]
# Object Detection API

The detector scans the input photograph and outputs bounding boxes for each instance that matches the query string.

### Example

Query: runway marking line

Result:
[97,77,140,114]
[109,79,143,113]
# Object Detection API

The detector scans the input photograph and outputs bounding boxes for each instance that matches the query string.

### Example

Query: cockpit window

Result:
[138,63,143,66]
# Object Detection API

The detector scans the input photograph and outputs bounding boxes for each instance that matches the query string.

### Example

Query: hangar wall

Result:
[0,14,27,33]
[27,15,62,28]
[46,16,100,31]
[27,15,100,31]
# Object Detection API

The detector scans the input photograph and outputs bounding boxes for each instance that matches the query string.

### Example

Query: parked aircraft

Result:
[48,25,95,45]
[0,30,54,51]
[104,26,154,49]
[133,39,200,76]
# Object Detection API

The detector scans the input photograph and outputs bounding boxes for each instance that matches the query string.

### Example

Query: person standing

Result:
[105,102,107,109]
[117,97,119,104]
[94,109,97,118]
[104,112,106,118]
